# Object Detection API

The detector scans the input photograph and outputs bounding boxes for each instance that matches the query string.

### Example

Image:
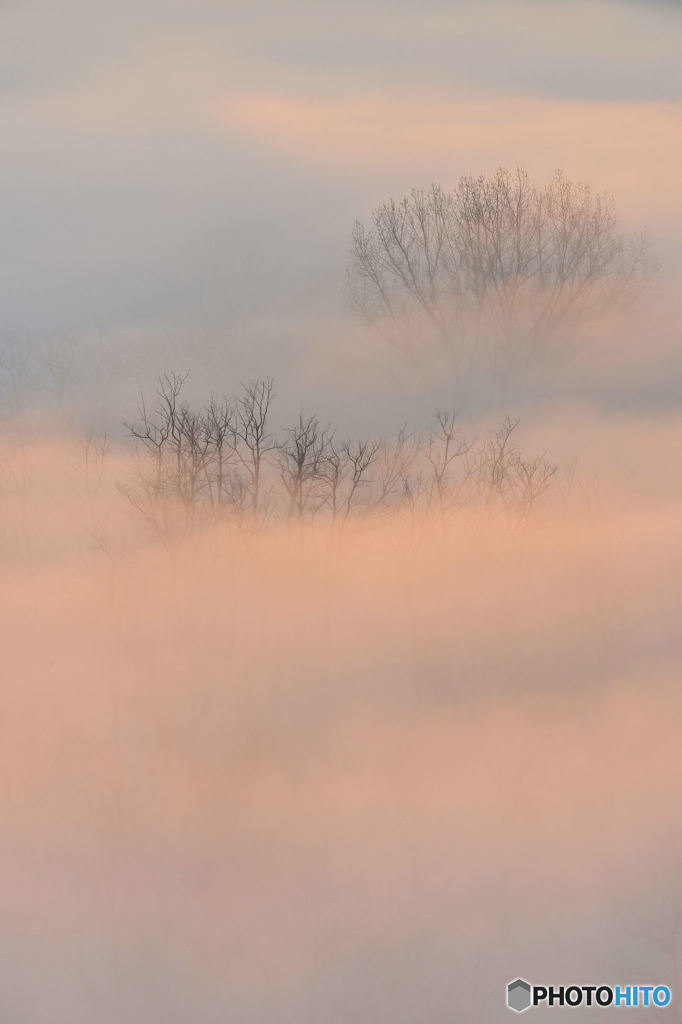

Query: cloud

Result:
[212,90,682,225]
[2,0,680,103]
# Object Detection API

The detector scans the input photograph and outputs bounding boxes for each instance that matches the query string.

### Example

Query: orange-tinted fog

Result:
[2,2,681,1019]
[1,411,681,1022]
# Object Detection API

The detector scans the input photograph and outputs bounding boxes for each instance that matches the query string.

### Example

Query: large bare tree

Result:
[348,167,656,368]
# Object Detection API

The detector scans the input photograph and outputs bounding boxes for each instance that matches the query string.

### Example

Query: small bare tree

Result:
[121,372,209,544]
[277,412,330,521]
[512,451,557,517]
[467,416,556,514]
[233,377,276,519]
[202,395,239,513]
[0,334,32,416]
[42,333,80,403]
[375,427,422,510]
[118,374,560,535]
[349,166,656,369]
[426,409,472,509]
[324,437,381,522]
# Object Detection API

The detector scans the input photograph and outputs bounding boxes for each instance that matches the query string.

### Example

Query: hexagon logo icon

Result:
[507,978,532,1013]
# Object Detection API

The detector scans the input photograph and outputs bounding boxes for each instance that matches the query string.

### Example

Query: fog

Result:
[0,408,680,1021]
[2,1,682,1020]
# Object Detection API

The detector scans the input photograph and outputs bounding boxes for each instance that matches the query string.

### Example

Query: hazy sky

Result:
[2,10,682,1020]
[1,0,681,419]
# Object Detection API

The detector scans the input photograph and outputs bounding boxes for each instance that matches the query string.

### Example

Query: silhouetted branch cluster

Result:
[349,166,657,367]
[120,375,557,542]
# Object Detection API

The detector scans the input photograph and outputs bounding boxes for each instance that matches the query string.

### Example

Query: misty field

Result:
[1,405,681,1022]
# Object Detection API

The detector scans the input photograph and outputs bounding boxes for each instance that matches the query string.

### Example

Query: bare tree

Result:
[202,395,239,512]
[466,416,556,514]
[324,437,381,522]
[233,377,276,519]
[481,416,522,508]
[512,451,557,517]
[375,427,421,509]
[348,166,656,368]
[121,372,208,544]
[118,374,559,535]
[0,334,32,416]
[42,333,80,403]
[277,412,331,521]
[426,409,471,509]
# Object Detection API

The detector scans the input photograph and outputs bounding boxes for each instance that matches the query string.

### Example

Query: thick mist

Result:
[1,409,681,1021]
[2,0,682,1020]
